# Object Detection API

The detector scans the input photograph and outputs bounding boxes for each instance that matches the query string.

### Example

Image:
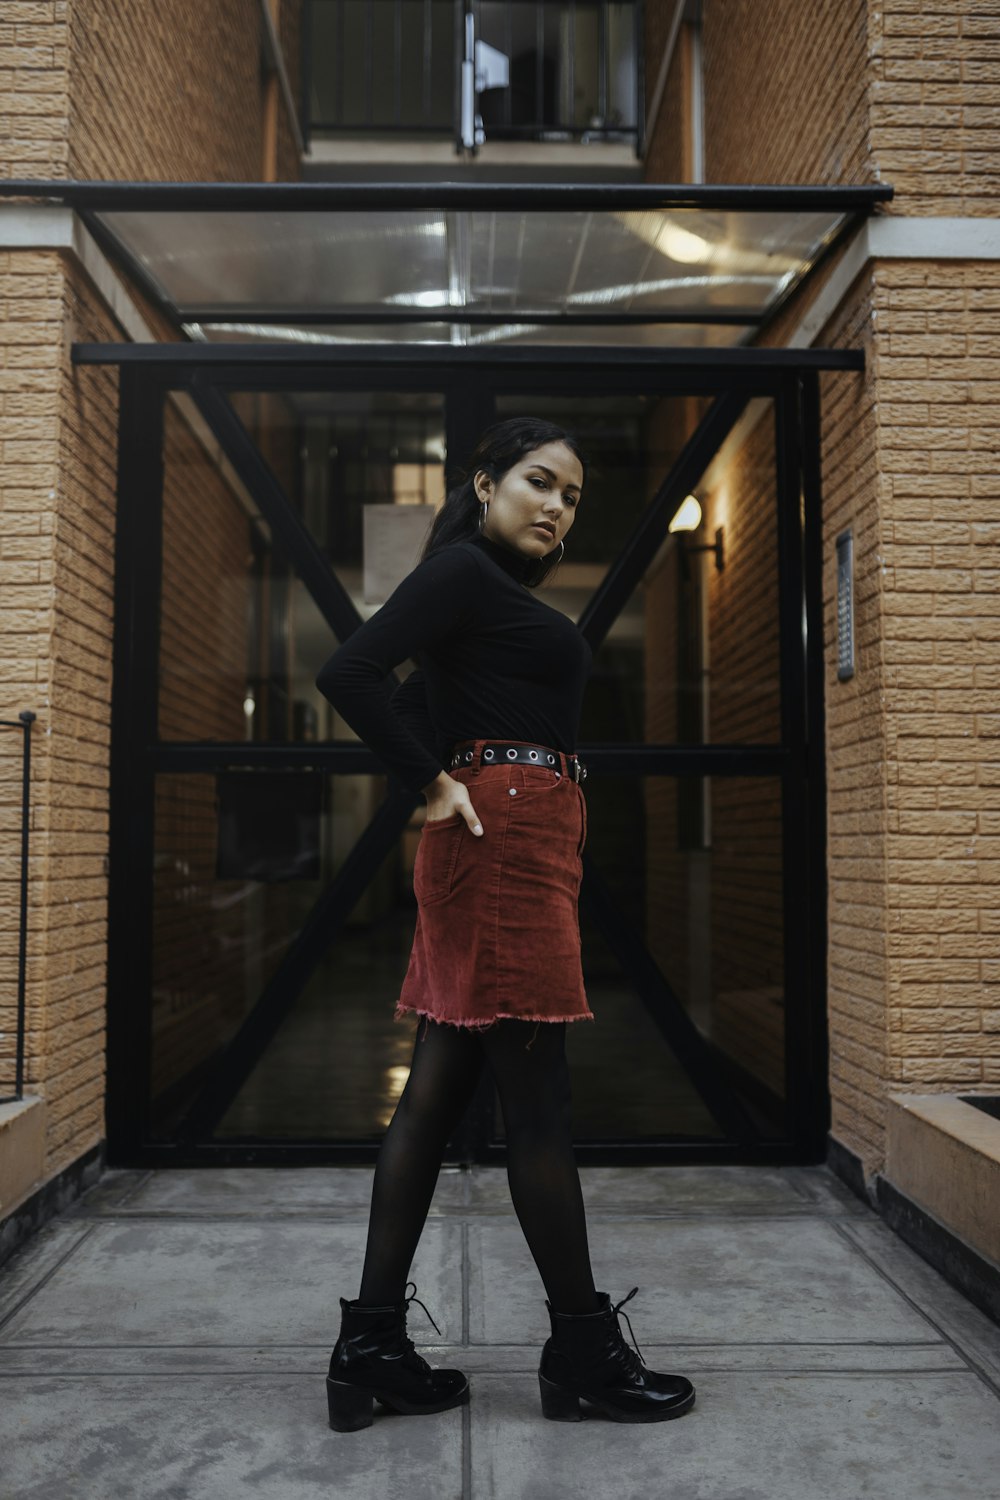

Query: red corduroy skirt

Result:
[395,740,594,1031]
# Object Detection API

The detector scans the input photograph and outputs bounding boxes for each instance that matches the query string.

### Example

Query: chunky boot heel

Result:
[326,1378,374,1433]
[539,1373,583,1421]
[325,1282,468,1431]
[538,1287,696,1424]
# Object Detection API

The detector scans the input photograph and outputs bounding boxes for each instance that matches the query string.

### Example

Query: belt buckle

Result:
[570,757,586,784]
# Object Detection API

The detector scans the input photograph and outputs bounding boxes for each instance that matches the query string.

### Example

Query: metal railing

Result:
[0,712,34,1105]
[304,0,642,151]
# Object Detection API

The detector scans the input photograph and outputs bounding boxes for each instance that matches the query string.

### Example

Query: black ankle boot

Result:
[538,1287,696,1423]
[326,1281,469,1432]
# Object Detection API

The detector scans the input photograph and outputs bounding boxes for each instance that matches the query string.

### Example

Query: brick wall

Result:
[869,0,1000,216]
[0,2,70,178]
[636,0,1000,1178]
[2,0,303,182]
[0,250,120,1173]
[874,261,1000,1097]
[0,0,303,1188]
[701,0,872,187]
[0,249,65,1113]
[700,0,1000,214]
[813,278,889,1169]
[67,0,262,181]
[642,5,688,182]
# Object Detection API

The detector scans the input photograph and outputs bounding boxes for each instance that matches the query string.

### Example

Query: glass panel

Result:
[309,0,454,133]
[494,392,782,746]
[214,786,426,1142]
[493,772,786,1141]
[474,0,638,138]
[97,207,847,338]
[150,768,426,1142]
[146,380,793,1149]
[157,388,446,742]
[152,767,785,1144]
[150,771,324,1137]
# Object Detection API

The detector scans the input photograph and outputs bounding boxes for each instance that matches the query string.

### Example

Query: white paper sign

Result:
[362,504,436,606]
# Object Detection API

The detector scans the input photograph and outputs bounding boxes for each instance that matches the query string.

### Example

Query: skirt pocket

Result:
[413,814,464,906]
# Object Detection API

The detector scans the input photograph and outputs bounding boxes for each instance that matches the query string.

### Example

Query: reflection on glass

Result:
[309,0,454,133]
[151,773,327,1138]
[186,321,751,349]
[98,204,845,345]
[572,772,785,1140]
[495,391,781,746]
[157,389,446,743]
[151,770,427,1142]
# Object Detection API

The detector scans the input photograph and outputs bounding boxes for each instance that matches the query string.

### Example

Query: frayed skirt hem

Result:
[394,1004,595,1032]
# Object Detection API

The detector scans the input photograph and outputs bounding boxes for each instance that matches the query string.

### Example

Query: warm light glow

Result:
[658,223,711,264]
[669,495,703,533]
[243,693,256,717]
[385,1065,410,1096]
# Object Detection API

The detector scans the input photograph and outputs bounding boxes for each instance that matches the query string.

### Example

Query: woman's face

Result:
[473,440,583,562]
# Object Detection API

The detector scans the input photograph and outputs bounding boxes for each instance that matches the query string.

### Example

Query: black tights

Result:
[357,1017,599,1315]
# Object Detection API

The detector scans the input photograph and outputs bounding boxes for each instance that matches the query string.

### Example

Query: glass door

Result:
[108,365,825,1163]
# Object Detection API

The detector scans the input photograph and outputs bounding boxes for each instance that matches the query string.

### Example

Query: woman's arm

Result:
[388,666,438,763]
[316,546,477,796]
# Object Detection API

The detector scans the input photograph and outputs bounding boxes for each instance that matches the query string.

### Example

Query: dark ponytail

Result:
[421,416,587,589]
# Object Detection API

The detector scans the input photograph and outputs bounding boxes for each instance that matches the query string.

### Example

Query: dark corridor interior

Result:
[129,372,813,1163]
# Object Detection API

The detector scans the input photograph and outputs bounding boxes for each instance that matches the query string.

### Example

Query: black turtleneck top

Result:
[315,530,593,795]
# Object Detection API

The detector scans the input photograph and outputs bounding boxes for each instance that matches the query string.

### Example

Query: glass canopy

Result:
[96,203,850,348]
[2,181,890,349]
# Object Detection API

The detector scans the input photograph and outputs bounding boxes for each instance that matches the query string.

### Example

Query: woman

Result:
[315,417,695,1431]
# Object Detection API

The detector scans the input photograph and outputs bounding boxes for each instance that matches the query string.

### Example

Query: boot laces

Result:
[607,1286,647,1377]
[402,1281,443,1337]
[387,1282,442,1367]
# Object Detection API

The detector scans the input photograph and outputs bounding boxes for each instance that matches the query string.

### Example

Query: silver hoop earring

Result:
[553,539,565,564]
[478,499,489,532]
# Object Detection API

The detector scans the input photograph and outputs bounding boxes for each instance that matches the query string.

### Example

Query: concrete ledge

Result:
[874,1174,1000,1329]
[827,1121,1000,1329]
[0,1138,105,1271]
[0,1097,46,1217]
[886,1093,1000,1268]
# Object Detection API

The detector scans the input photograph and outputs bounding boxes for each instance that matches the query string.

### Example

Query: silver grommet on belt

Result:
[506,748,517,760]
[484,748,494,760]
[547,753,555,764]
[465,750,473,761]
[529,750,538,760]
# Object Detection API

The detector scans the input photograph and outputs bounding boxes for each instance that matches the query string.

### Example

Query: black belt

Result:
[449,740,587,783]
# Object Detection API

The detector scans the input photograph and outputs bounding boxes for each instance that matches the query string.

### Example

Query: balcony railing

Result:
[304,0,642,152]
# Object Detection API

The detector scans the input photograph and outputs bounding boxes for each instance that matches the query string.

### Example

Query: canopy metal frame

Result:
[2,179,893,345]
[101,353,831,1168]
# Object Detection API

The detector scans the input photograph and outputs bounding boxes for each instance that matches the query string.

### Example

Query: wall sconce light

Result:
[669,494,725,579]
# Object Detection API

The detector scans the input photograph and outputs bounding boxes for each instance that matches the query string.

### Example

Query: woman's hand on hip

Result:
[421,770,484,835]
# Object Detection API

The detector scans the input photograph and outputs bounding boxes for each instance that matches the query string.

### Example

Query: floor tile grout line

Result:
[0,1365,976,1380]
[461,1219,471,1500]
[60,1208,877,1225]
[0,1344,959,1356]
[0,1223,100,1337]
[829,1220,1000,1404]
[115,1169,156,1208]
[775,1166,828,1208]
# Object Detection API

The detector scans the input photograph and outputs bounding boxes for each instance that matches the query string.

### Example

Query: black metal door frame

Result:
[104,350,835,1168]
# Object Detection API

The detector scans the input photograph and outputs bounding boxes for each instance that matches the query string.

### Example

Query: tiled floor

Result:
[2,1165,1000,1499]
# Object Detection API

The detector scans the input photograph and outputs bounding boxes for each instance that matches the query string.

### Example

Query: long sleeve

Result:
[315,545,479,795]
[388,667,440,764]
